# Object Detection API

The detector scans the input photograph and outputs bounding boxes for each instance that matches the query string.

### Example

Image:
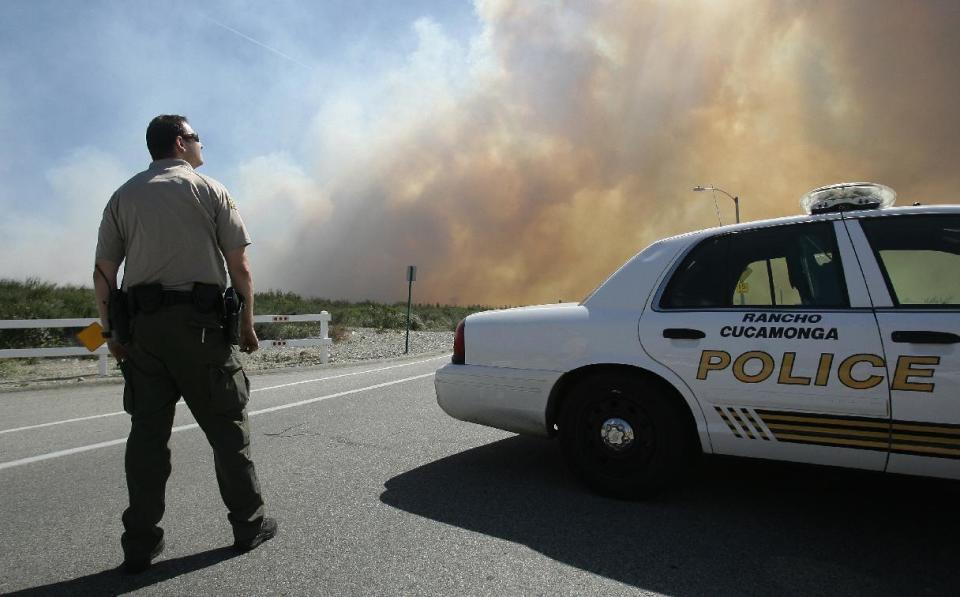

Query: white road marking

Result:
[253,355,446,392]
[1,411,128,436]
[0,355,449,435]
[0,372,436,471]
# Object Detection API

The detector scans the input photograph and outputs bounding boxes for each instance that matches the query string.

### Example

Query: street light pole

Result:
[693,185,740,223]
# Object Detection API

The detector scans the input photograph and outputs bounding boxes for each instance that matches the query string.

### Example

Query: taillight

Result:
[452,320,465,364]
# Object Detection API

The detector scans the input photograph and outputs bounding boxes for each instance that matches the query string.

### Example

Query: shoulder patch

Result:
[227,197,238,210]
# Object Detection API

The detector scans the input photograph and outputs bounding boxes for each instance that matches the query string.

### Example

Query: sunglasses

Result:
[180,132,201,143]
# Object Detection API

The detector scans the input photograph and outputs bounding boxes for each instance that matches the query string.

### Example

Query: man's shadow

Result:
[8,546,239,596]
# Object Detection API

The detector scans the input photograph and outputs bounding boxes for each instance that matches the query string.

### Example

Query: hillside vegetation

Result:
[0,279,489,349]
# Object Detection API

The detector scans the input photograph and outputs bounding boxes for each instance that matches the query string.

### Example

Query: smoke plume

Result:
[251,0,960,306]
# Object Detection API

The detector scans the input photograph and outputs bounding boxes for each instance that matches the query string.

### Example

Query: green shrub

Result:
[0,280,488,348]
[0,279,97,348]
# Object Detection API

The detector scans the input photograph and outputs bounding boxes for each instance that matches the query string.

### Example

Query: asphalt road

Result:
[0,354,958,596]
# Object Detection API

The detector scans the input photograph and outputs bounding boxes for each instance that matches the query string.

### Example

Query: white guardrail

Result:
[0,312,332,376]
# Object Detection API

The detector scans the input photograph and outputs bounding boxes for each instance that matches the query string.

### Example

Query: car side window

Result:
[659,236,730,308]
[661,221,849,309]
[859,215,960,307]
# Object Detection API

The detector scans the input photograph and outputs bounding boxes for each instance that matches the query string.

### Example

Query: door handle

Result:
[663,328,705,340]
[891,331,960,344]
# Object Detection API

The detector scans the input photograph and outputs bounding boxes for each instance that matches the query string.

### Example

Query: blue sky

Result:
[0,0,481,293]
[2,1,959,305]
[0,0,478,172]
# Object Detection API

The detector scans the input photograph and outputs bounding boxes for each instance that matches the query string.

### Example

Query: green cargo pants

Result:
[118,303,265,559]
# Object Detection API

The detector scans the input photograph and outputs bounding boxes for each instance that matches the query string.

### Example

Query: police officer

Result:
[93,115,277,573]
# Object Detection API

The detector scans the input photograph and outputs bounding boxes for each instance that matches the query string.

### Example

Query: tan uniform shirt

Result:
[96,159,251,291]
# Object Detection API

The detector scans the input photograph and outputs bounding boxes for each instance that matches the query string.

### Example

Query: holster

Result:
[109,289,132,345]
[192,282,223,314]
[223,287,245,345]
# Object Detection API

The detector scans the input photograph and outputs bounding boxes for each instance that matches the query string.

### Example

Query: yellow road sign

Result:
[76,322,106,352]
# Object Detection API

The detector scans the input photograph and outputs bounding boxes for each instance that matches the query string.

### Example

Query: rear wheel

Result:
[559,373,689,499]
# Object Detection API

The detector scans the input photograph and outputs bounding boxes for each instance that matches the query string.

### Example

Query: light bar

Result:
[800,182,896,215]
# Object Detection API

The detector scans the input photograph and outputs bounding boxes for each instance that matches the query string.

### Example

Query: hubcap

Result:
[599,417,634,451]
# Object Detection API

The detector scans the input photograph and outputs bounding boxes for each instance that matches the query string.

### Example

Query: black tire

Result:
[559,372,690,499]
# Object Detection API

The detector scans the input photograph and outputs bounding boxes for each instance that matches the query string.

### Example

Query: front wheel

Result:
[559,373,690,499]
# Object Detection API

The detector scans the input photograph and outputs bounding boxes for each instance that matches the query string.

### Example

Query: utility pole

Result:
[405,265,417,354]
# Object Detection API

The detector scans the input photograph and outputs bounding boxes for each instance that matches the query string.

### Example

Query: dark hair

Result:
[146,115,190,160]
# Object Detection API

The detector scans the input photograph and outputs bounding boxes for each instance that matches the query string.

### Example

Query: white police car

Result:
[435,183,960,498]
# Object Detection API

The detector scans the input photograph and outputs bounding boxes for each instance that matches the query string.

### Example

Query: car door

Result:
[639,218,891,471]
[847,213,960,479]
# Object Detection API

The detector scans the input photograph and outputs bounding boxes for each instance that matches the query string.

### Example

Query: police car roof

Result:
[661,203,960,245]
[584,203,960,310]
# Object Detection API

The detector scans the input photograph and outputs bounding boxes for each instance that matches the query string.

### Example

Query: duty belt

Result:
[160,290,195,307]
[129,285,200,315]
[125,283,226,332]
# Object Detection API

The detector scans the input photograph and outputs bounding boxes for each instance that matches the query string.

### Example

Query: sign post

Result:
[405,265,417,354]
